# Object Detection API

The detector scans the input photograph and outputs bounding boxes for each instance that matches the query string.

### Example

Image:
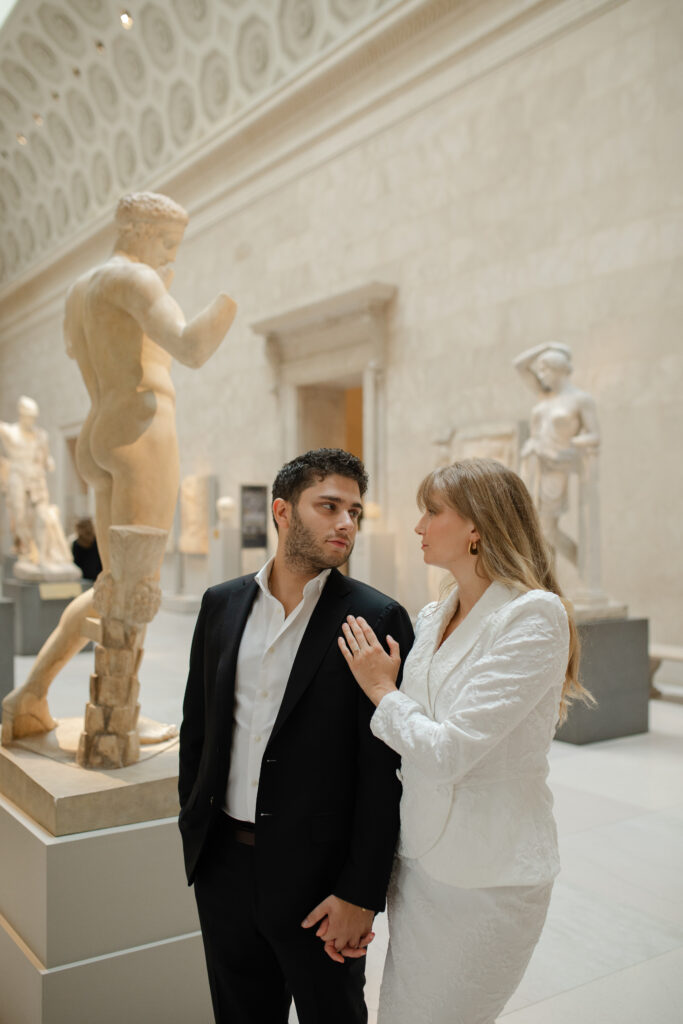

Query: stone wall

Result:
[1,0,681,639]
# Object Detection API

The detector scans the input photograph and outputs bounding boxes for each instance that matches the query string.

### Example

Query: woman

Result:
[337,458,591,1024]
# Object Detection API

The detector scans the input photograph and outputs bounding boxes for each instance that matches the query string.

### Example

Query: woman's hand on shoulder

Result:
[338,615,401,707]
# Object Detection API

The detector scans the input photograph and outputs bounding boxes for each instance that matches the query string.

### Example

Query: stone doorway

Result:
[297,382,363,459]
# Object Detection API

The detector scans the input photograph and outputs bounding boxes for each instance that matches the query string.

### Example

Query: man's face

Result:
[280,474,363,573]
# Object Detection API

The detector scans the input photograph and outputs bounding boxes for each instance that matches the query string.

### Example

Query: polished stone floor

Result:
[14,610,683,1024]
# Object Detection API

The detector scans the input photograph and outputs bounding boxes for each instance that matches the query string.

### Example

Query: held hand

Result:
[323,931,375,964]
[338,616,401,707]
[302,895,374,962]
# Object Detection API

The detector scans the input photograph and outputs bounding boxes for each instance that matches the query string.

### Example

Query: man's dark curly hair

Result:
[272,449,368,529]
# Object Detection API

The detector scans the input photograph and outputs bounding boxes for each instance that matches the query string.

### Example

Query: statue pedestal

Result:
[3,578,85,656]
[555,617,649,745]
[0,598,14,708]
[0,733,212,1024]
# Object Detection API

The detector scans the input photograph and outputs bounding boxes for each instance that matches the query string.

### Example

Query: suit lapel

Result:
[268,568,352,745]
[214,576,259,726]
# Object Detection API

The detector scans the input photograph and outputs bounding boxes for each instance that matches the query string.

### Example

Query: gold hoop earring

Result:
[468,540,479,556]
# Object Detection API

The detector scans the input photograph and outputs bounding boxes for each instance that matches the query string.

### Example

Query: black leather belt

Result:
[222,813,256,846]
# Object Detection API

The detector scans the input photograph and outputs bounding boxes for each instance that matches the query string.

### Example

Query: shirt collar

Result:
[256,556,332,600]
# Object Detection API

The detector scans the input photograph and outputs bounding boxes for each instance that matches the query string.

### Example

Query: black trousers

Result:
[194,814,368,1024]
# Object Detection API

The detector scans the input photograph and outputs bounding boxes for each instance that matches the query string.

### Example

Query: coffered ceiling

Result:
[0,0,398,290]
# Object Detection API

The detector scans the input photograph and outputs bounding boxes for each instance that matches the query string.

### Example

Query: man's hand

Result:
[302,895,375,963]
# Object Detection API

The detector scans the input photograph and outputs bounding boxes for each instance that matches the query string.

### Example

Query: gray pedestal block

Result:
[0,794,212,1024]
[2,554,17,593]
[555,617,649,745]
[0,598,14,707]
[3,579,85,656]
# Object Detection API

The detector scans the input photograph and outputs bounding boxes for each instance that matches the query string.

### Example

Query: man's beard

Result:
[284,506,353,573]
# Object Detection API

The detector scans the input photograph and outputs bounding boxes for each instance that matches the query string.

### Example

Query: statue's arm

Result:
[117,266,237,369]
[513,345,546,393]
[38,429,55,473]
[513,342,572,393]
[572,393,600,449]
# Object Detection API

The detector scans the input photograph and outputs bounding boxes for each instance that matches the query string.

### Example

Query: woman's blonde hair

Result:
[417,457,592,723]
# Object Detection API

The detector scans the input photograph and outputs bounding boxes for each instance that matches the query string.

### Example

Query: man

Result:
[2,192,236,744]
[178,448,414,1024]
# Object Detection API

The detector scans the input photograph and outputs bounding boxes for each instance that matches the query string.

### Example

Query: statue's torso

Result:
[81,259,177,412]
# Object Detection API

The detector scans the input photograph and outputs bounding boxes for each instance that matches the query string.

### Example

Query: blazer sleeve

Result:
[370,594,568,786]
[178,590,209,810]
[333,600,414,911]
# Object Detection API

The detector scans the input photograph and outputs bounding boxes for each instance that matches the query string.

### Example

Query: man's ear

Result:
[272,498,290,531]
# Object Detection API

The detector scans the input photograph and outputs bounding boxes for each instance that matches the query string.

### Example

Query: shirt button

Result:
[251,780,258,787]
[261,690,269,699]
[254,735,262,743]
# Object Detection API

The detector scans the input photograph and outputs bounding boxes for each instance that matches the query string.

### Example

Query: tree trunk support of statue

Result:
[77,525,167,770]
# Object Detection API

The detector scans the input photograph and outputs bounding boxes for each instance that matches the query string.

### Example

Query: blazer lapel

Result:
[428,582,519,706]
[268,568,352,745]
[214,576,259,726]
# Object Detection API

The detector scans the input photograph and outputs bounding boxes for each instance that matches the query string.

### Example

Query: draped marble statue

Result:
[514,342,607,610]
[2,192,237,767]
[0,397,80,580]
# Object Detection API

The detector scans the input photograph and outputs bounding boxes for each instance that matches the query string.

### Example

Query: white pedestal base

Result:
[0,794,213,1024]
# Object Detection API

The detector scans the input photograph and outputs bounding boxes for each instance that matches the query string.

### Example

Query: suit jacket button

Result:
[209,795,214,805]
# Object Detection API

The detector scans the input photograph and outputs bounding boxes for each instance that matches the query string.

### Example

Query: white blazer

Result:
[371,582,569,888]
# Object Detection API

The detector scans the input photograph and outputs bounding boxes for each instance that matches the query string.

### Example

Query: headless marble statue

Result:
[2,192,237,766]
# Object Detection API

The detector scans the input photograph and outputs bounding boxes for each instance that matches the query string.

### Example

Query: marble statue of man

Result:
[2,192,237,748]
[0,396,78,578]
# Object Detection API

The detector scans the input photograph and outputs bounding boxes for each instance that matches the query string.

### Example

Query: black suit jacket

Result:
[178,568,414,934]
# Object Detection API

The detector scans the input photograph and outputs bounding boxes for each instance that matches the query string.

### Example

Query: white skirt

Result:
[378,857,553,1024]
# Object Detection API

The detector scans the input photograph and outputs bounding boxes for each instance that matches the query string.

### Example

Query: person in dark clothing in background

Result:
[71,517,102,582]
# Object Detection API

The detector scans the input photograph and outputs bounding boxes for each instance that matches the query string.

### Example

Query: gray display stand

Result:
[3,578,85,656]
[0,598,14,707]
[0,794,212,1024]
[2,553,17,592]
[555,617,649,744]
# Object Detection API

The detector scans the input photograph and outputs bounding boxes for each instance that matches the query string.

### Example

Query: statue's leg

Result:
[101,436,179,748]
[1,587,94,743]
[32,498,47,565]
[8,478,31,558]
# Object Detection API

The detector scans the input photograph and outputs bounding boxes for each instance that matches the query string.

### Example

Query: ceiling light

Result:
[120,11,133,29]
[33,113,43,126]
[16,133,27,145]
[96,40,105,53]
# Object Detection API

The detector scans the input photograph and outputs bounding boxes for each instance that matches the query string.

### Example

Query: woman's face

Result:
[414,493,479,572]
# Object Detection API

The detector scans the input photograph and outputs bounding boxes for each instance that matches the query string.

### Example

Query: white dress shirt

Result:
[223,558,331,822]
